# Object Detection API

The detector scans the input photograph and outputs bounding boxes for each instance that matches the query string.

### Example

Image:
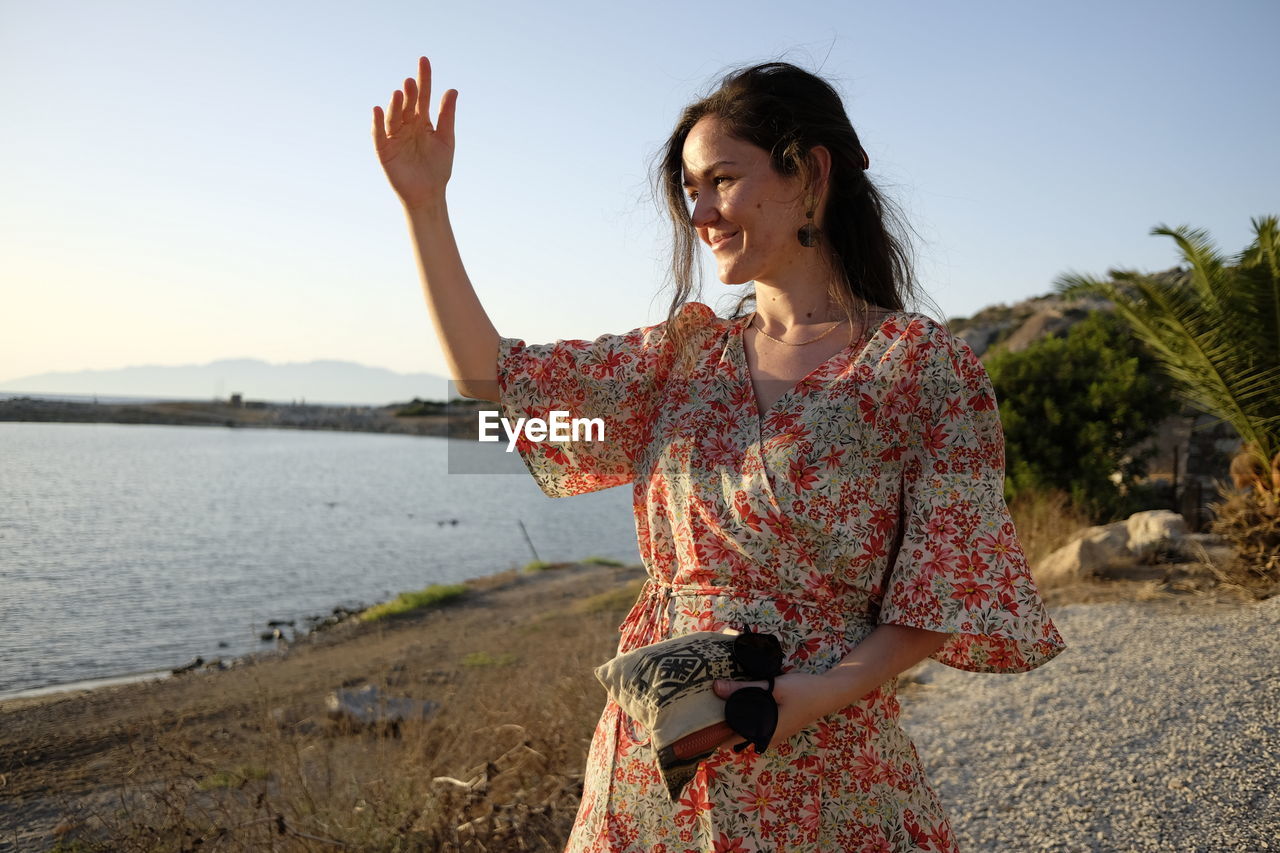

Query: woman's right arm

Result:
[373,57,500,403]
[401,199,500,402]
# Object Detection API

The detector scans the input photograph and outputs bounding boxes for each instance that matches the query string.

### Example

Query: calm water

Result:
[0,422,641,698]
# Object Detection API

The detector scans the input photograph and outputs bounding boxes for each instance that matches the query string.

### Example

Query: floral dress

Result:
[495,301,1066,852]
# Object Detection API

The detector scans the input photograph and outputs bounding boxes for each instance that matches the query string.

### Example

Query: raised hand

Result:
[373,56,458,211]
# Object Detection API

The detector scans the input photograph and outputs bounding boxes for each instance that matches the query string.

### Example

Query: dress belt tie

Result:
[615,576,876,650]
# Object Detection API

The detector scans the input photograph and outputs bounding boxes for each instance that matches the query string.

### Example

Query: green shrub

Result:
[986,310,1178,522]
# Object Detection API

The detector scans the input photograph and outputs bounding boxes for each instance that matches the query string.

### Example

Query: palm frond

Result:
[1240,215,1280,280]
[1151,224,1226,308]
[1052,270,1099,300]
[1054,219,1280,464]
[1114,277,1266,446]
[1235,216,1280,369]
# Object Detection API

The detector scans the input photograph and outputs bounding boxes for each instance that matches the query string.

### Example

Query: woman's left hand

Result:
[711,671,840,754]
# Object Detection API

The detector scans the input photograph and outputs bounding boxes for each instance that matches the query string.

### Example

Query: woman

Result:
[374,57,1066,852]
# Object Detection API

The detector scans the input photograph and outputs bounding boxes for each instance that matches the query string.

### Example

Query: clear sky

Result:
[2,0,1277,384]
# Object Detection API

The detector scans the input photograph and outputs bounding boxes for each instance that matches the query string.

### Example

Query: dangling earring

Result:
[797,208,819,248]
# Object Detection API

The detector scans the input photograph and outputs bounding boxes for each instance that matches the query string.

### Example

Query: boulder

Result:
[1033,509,1238,586]
[1034,520,1130,586]
[325,684,438,733]
[172,656,204,675]
[1126,510,1188,559]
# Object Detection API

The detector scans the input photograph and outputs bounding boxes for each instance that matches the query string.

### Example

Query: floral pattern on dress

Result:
[496,301,1066,852]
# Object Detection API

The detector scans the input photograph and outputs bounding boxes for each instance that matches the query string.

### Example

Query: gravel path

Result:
[899,597,1279,853]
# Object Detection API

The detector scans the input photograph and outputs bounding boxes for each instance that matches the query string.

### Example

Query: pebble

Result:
[899,597,1280,852]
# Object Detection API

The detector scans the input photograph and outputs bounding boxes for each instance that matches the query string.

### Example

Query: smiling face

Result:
[681,116,814,286]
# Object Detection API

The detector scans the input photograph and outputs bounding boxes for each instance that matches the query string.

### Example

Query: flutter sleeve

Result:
[495,301,712,498]
[877,317,1067,673]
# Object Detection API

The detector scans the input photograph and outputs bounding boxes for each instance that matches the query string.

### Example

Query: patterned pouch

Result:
[594,631,757,801]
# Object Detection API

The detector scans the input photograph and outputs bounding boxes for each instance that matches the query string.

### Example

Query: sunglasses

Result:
[724,627,784,755]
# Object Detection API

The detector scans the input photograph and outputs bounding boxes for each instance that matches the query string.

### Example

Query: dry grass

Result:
[1007,486,1094,573]
[1208,487,1280,597]
[570,579,646,615]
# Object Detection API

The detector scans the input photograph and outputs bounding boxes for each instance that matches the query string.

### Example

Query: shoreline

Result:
[0,599,376,706]
[0,560,634,718]
[0,568,529,712]
[0,558,648,848]
[0,396,490,438]
[0,669,177,707]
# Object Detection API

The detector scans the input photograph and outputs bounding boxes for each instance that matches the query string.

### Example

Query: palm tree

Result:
[1055,215,1280,491]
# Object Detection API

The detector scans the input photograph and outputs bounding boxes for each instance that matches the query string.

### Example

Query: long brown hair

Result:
[653,61,923,368]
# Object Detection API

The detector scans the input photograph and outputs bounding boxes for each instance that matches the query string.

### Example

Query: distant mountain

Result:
[0,358,453,407]
[946,268,1187,359]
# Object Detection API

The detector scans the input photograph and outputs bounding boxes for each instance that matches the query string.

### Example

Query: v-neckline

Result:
[734,309,900,435]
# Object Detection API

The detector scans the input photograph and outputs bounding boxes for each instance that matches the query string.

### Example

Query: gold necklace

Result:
[750,312,850,347]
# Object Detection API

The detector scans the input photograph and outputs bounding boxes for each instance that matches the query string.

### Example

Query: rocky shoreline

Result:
[0,396,489,438]
[0,603,374,712]
[0,595,391,706]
